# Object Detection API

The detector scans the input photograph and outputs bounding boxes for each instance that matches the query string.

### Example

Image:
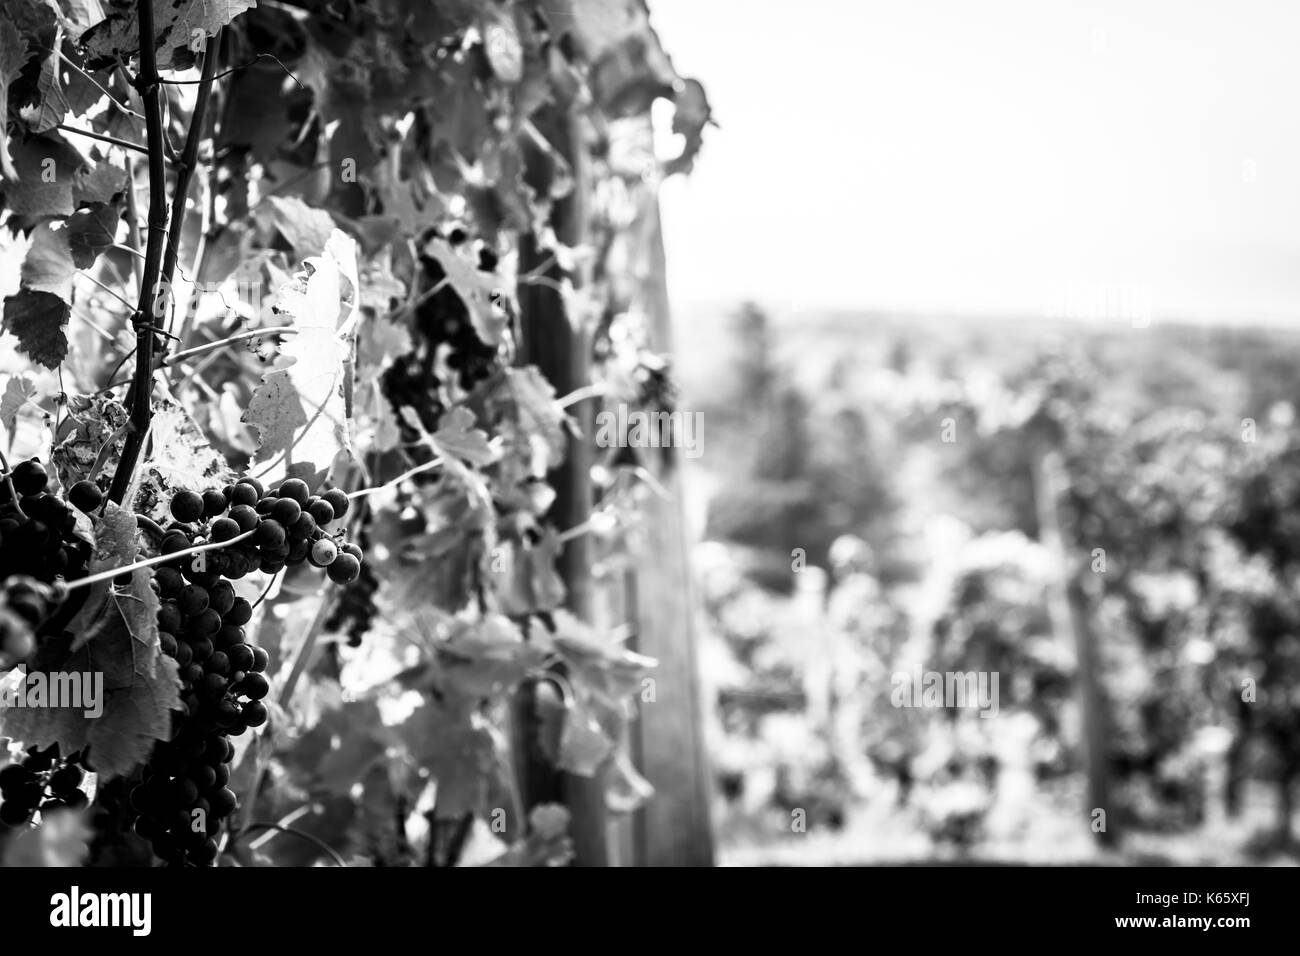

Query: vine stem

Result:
[160,32,221,339]
[106,0,168,507]
[62,528,257,591]
[556,382,606,410]
[121,155,143,290]
[161,326,298,367]
[346,455,443,500]
[234,822,346,866]
[54,123,149,156]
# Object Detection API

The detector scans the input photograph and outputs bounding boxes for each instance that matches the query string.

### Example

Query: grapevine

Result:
[0,0,708,871]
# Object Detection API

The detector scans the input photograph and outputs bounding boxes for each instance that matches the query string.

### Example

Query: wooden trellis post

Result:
[512,111,611,867]
[623,196,716,867]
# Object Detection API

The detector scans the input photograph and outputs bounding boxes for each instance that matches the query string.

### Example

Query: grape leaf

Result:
[74,160,128,206]
[423,235,509,346]
[3,288,70,368]
[264,196,337,262]
[434,615,548,698]
[547,609,657,700]
[557,693,614,776]
[0,374,35,440]
[395,696,498,819]
[305,700,388,797]
[66,201,122,267]
[243,229,358,488]
[0,15,34,180]
[65,499,140,644]
[431,406,498,468]
[20,49,102,134]
[496,530,566,616]
[54,0,108,43]
[495,365,569,468]
[20,221,75,301]
[481,804,573,867]
[81,0,259,72]
[3,564,179,781]
[4,133,86,221]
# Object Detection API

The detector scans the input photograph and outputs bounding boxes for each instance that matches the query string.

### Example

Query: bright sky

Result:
[650,0,1300,326]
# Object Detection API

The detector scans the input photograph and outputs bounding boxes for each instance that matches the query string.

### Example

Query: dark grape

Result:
[11,459,47,496]
[238,672,269,701]
[178,585,209,615]
[307,498,334,525]
[229,483,259,508]
[201,489,228,518]
[68,480,103,513]
[210,788,238,817]
[327,553,361,584]
[210,517,241,542]
[277,478,310,505]
[157,601,182,633]
[225,598,252,626]
[49,765,83,795]
[321,489,348,518]
[227,643,255,672]
[270,497,301,525]
[154,566,184,596]
[229,504,259,532]
[189,609,222,637]
[242,700,268,727]
[253,519,285,549]
[170,490,205,523]
[187,634,215,661]
[215,624,245,649]
[207,580,235,616]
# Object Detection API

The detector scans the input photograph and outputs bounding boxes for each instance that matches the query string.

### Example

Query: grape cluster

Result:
[383,235,501,442]
[155,477,361,584]
[0,458,99,588]
[0,745,90,828]
[419,234,501,393]
[128,477,364,865]
[323,529,378,647]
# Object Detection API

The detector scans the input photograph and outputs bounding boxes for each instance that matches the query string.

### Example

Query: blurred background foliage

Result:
[683,306,1300,865]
